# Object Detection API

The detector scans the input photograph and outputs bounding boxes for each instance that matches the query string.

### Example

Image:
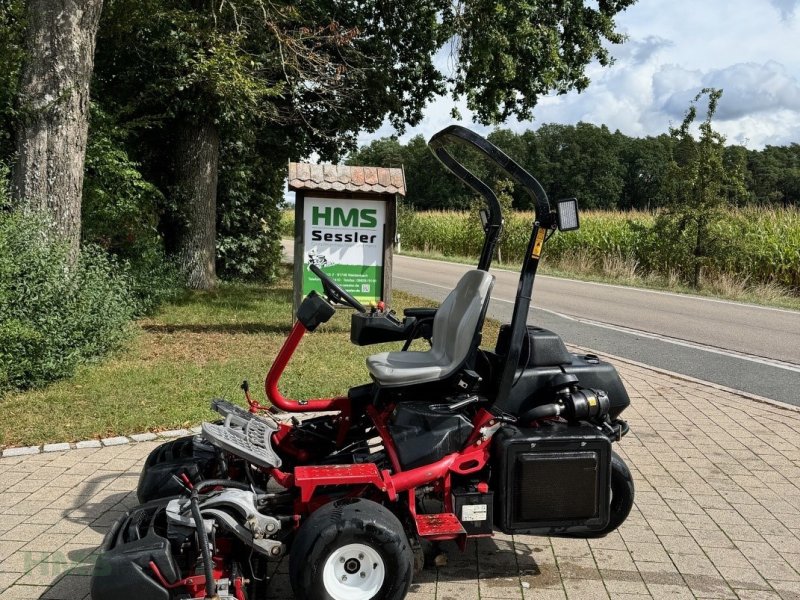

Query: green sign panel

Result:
[302,197,385,305]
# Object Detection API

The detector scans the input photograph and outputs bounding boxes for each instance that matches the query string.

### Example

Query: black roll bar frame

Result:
[427,125,557,414]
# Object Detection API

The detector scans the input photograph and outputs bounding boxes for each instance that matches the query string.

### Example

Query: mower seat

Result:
[366,270,494,387]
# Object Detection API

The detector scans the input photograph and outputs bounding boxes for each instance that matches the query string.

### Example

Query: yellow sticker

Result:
[588,397,597,407]
[531,228,546,258]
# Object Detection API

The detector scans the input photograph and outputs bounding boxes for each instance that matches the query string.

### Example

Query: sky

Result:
[357,0,800,151]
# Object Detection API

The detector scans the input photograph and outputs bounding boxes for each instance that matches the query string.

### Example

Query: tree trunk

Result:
[692,214,707,288]
[173,119,219,290]
[12,0,103,263]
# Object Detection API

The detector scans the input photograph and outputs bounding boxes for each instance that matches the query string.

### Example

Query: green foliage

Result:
[353,119,798,214]
[87,0,637,287]
[446,0,636,123]
[216,134,284,281]
[648,89,748,286]
[82,106,180,312]
[0,0,24,159]
[0,211,138,391]
[280,209,295,237]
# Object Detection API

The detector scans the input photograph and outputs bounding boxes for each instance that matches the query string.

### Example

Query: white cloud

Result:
[355,0,800,151]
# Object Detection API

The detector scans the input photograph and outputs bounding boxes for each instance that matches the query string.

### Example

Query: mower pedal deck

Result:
[211,399,280,428]
[414,513,466,538]
[202,409,281,469]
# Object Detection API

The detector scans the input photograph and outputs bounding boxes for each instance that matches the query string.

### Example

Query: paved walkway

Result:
[1,356,799,600]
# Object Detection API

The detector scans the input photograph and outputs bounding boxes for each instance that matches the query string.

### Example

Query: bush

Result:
[83,106,180,313]
[215,135,284,282]
[0,211,138,391]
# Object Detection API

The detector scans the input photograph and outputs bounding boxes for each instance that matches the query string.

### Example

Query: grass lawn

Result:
[1,270,497,448]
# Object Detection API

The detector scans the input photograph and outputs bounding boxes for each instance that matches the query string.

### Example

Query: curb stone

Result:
[42,442,71,453]
[101,436,131,447]
[0,429,206,458]
[1,411,328,458]
[76,440,102,449]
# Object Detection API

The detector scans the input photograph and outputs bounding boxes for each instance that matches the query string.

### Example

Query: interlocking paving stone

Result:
[2,356,800,599]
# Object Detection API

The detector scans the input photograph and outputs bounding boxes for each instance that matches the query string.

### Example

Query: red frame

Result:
[249,319,500,541]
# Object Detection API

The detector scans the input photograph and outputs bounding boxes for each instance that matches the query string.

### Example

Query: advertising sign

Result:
[302,197,385,305]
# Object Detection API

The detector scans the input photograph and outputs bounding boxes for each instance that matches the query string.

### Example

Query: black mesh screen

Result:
[513,451,599,522]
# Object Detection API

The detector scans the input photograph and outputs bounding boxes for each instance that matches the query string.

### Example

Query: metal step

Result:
[202,405,282,469]
[211,399,279,430]
[414,513,466,538]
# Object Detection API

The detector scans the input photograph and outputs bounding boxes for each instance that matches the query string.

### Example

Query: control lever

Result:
[446,394,480,412]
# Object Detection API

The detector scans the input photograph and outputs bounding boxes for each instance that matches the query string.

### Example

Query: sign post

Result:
[288,163,405,316]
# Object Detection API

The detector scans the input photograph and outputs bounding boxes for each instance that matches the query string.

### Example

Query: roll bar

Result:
[427,125,557,416]
[428,126,556,266]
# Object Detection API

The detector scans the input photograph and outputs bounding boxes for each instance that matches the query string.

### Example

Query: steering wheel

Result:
[309,264,367,313]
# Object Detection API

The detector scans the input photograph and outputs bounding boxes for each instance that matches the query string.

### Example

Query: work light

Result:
[556,198,580,231]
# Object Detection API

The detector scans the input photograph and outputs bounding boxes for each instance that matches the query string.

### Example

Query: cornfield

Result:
[397,208,800,291]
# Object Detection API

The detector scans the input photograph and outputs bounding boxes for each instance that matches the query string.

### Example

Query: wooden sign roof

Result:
[288,162,406,196]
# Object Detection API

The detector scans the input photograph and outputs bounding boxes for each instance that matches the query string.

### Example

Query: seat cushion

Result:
[366,269,494,388]
[366,350,451,387]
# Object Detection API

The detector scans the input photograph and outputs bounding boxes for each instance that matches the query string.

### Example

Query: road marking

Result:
[394,275,800,375]
[395,254,800,315]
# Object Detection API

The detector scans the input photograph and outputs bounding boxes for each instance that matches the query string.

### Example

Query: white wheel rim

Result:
[321,542,385,600]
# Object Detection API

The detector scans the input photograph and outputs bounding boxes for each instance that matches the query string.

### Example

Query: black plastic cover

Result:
[350,312,416,345]
[493,422,611,535]
[297,290,335,332]
[499,353,630,420]
[404,307,437,320]
[496,325,572,367]
[91,503,178,600]
[388,402,473,469]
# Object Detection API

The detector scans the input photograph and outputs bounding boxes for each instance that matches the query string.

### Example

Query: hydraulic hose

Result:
[190,490,216,599]
[521,402,562,422]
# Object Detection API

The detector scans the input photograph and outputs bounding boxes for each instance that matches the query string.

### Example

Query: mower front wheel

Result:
[289,498,414,600]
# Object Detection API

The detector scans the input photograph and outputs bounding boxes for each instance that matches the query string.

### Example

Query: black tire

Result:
[289,498,414,600]
[584,451,635,538]
[136,435,222,503]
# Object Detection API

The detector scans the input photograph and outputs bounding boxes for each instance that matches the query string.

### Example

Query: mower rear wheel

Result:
[289,498,414,600]
[586,451,635,537]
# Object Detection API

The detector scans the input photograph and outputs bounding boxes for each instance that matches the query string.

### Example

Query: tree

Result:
[619,135,672,210]
[0,0,25,165]
[11,0,104,262]
[659,88,747,286]
[94,0,636,288]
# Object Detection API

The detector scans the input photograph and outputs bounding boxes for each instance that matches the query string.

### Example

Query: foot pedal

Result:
[414,513,465,538]
[202,407,282,469]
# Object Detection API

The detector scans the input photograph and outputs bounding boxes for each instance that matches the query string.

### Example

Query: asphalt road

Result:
[283,240,800,407]
[392,254,800,408]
